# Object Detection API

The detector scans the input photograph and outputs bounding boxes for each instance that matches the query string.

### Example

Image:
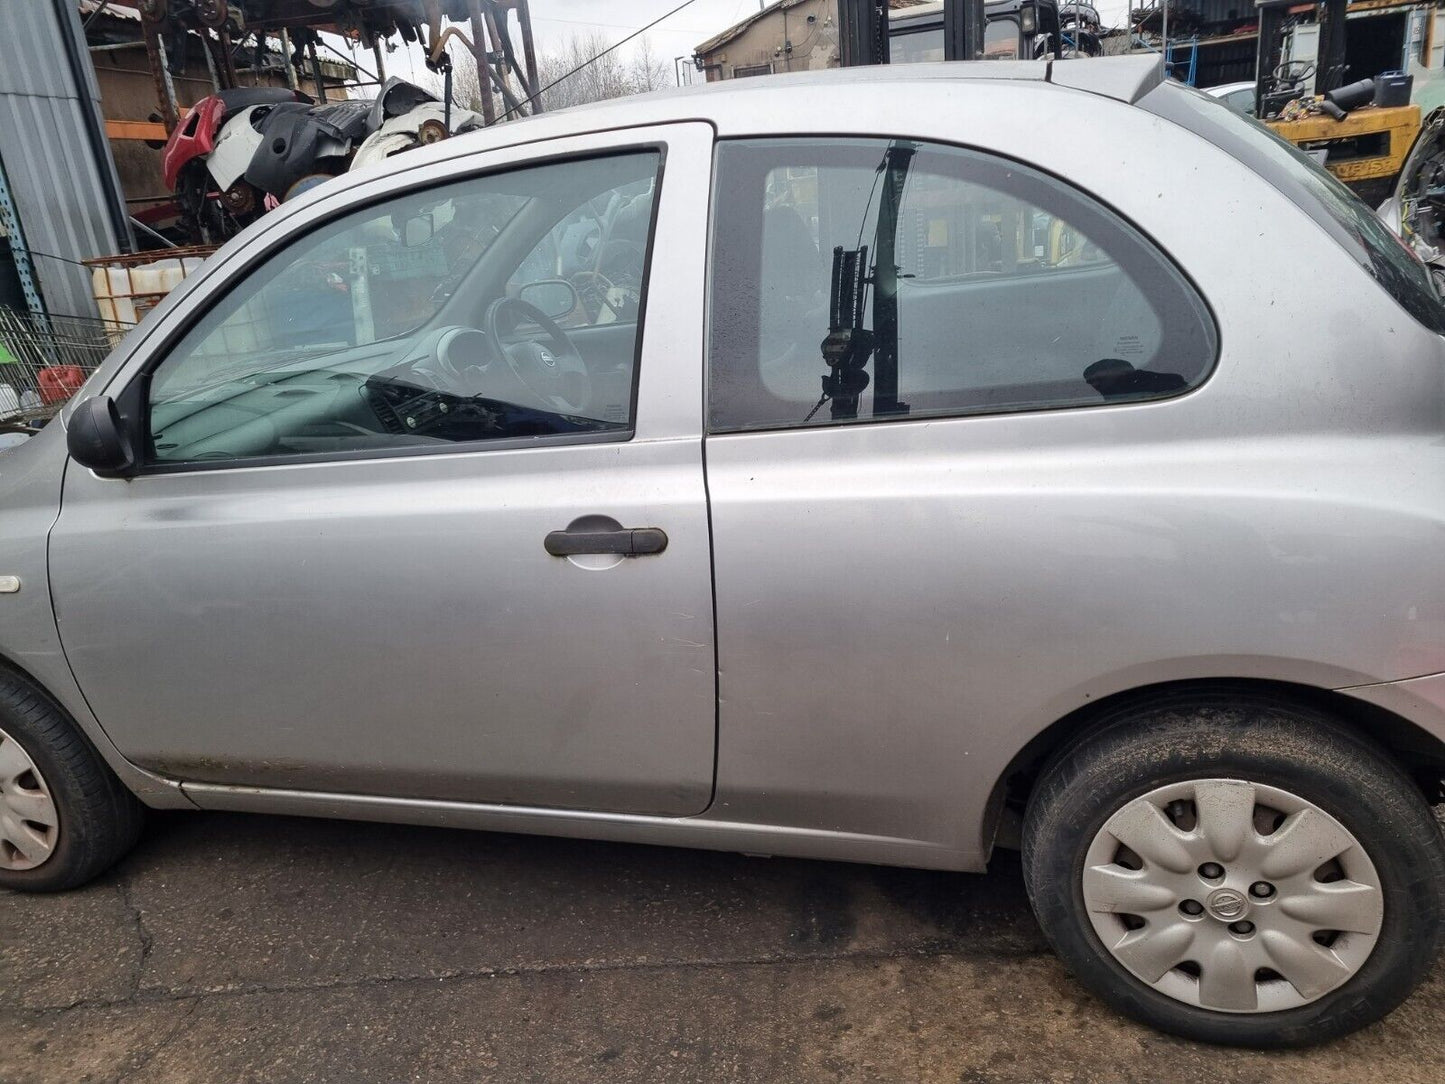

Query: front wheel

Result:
[0,673,144,893]
[1022,693,1445,1047]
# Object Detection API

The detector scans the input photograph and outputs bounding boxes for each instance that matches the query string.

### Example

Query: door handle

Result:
[544,526,668,557]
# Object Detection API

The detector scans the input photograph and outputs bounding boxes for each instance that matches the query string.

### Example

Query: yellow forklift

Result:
[1255,0,1420,203]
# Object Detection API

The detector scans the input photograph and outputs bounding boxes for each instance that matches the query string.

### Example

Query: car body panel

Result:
[698,74,1445,860]
[0,424,192,808]
[206,103,268,191]
[49,122,718,817]
[12,60,1445,870]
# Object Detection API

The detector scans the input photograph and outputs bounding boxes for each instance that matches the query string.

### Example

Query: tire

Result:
[0,671,144,893]
[1022,689,1445,1047]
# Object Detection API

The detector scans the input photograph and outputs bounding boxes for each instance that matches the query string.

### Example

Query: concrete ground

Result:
[1,812,1443,1084]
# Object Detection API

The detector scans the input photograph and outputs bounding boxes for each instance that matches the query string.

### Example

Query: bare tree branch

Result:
[536,31,674,111]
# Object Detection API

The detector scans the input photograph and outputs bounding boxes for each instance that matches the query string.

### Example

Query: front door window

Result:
[146,152,661,466]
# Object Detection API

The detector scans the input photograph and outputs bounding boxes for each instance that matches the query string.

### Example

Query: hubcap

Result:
[1081,779,1383,1013]
[0,726,58,871]
[1205,887,1249,922]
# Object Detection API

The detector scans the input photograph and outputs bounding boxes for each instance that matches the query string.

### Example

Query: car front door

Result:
[49,123,718,816]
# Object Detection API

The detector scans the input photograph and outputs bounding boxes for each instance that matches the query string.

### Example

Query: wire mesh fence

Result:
[0,308,121,424]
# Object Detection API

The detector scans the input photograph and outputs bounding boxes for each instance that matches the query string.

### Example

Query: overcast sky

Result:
[525,0,770,61]
[376,0,1139,89]
[375,0,768,86]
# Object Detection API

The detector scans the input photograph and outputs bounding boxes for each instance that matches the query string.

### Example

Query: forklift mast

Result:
[839,0,891,66]
[1254,0,1349,115]
[838,0,990,65]
[1315,0,1349,94]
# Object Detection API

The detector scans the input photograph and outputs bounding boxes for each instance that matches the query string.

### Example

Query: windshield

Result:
[1139,81,1445,334]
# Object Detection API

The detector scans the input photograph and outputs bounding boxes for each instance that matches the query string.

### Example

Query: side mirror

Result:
[517,279,579,321]
[67,396,136,477]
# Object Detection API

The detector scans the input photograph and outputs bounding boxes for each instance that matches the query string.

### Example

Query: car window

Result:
[707,138,1217,432]
[507,175,657,329]
[1140,80,1445,333]
[1221,87,1256,115]
[891,27,944,64]
[146,151,661,467]
[985,18,1020,59]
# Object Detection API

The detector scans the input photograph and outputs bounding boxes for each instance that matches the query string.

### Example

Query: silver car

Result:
[4,57,1444,1048]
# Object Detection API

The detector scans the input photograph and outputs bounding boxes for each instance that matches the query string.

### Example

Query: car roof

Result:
[557,54,1163,122]
[347,56,1163,190]
[1205,81,1256,96]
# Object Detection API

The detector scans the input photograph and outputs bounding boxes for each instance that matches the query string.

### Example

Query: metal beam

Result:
[105,119,170,140]
[838,0,889,67]
[143,19,179,131]
[309,42,328,102]
[279,28,300,91]
[943,0,987,61]
[0,157,45,320]
[1253,0,1290,117]
[514,0,543,108]
[217,26,239,88]
[468,0,498,125]
[1316,0,1349,94]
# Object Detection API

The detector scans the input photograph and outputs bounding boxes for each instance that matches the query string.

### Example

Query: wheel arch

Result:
[984,678,1445,856]
[0,648,193,810]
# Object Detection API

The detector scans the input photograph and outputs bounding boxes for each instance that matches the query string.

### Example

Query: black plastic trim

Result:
[543,526,668,557]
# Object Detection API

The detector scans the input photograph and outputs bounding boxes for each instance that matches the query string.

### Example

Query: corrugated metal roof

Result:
[0,0,127,318]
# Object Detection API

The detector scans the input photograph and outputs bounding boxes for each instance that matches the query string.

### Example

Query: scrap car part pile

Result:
[1263,75,1420,205]
[1378,107,1445,290]
[163,77,481,240]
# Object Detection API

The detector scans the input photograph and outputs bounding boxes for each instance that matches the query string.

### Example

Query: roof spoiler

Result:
[1048,55,1164,105]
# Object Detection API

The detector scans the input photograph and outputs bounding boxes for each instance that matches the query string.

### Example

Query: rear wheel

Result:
[1022,693,1445,1046]
[0,673,144,893]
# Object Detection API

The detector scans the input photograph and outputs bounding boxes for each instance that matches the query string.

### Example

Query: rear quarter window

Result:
[707,137,1218,433]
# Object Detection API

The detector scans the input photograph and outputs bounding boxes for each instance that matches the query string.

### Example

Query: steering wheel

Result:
[484,296,591,414]
[1273,60,1316,89]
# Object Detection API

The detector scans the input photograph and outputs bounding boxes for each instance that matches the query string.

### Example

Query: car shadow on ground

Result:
[118,807,1049,969]
[5,810,1445,1082]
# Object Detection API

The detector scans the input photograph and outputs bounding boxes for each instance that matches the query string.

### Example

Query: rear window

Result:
[1140,81,1445,334]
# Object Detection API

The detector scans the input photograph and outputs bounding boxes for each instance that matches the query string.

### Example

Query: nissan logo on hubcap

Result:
[1207,888,1248,921]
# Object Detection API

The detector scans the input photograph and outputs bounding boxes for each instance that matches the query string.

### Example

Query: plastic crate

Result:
[84,245,217,345]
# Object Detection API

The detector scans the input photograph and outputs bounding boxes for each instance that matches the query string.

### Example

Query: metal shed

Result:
[0,0,131,319]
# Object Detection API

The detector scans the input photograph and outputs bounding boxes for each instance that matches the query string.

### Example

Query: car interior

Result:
[146,151,660,464]
[707,138,1212,432]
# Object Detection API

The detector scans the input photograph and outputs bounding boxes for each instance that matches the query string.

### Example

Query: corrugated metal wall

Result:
[1182,0,1257,30]
[0,0,128,318]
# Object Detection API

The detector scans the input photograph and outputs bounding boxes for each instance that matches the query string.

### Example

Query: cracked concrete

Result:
[114,878,153,1004]
[1,811,1443,1082]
